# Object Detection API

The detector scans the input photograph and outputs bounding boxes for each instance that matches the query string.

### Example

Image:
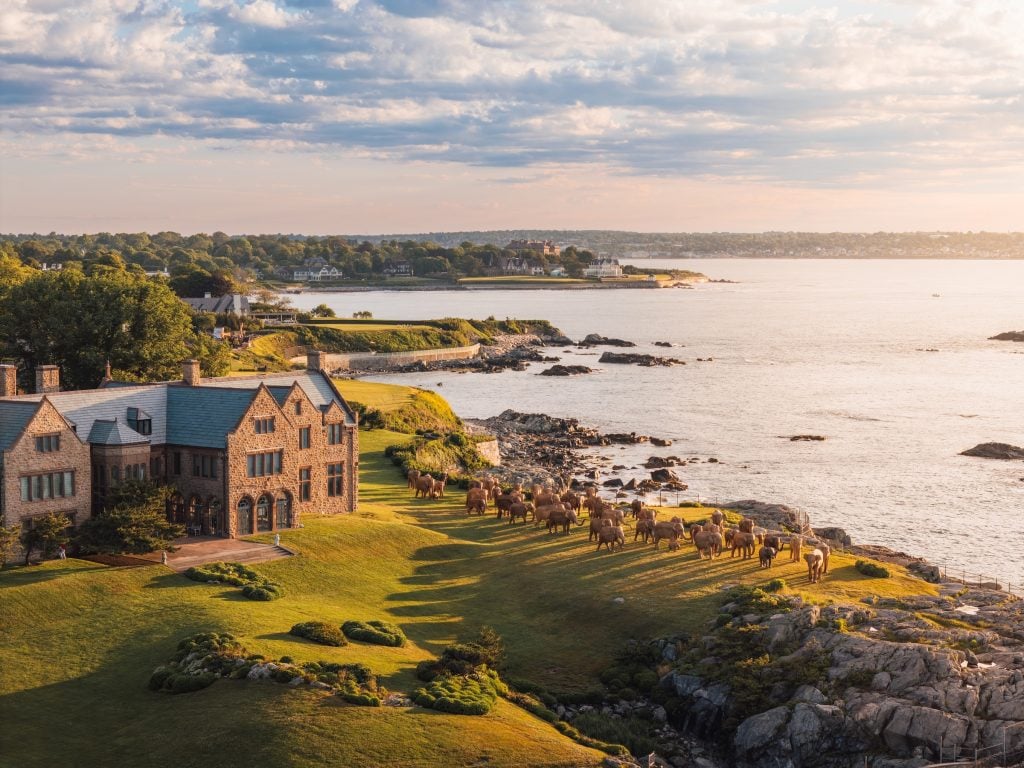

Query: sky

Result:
[1,0,1022,234]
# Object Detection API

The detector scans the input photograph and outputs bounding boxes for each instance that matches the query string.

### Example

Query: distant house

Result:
[501,256,545,276]
[507,239,561,257]
[583,259,623,278]
[548,266,567,277]
[298,266,342,282]
[145,267,170,278]
[382,260,413,277]
[182,293,250,316]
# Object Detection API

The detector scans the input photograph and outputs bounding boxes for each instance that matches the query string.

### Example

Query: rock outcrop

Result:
[599,352,686,367]
[961,443,1024,460]
[579,333,636,347]
[538,365,593,376]
[990,331,1024,342]
[660,584,1024,767]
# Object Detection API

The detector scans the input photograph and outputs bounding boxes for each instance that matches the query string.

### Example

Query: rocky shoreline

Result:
[463,408,1024,767]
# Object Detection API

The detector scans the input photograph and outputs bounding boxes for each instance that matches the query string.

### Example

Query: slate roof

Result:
[0,401,38,451]
[0,368,352,452]
[6,386,170,445]
[182,294,249,315]
[166,387,259,449]
[209,371,354,423]
[87,418,150,446]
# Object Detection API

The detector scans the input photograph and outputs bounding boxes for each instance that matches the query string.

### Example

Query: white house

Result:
[583,258,623,278]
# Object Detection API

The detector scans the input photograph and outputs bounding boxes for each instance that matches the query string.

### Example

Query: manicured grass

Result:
[304,321,436,332]
[458,276,588,285]
[333,379,417,412]
[0,380,936,767]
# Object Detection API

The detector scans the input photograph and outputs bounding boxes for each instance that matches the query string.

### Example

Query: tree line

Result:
[0,232,601,285]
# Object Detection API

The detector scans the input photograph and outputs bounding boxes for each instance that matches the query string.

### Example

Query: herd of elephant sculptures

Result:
[405,471,831,584]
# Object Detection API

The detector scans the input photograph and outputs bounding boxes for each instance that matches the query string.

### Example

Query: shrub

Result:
[764,578,787,593]
[242,582,284,601]
[342,620,406,647]
[290,621,347,647]
[856,560,891,578]
[413,669,505,716]
[184,561,262,586]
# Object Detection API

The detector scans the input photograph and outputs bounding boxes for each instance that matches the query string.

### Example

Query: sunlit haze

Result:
[2,0,1022,233]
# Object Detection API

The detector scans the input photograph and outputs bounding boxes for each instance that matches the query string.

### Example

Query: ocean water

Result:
[286,260,1024,583]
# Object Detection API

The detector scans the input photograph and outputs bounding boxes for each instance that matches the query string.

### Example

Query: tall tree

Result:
[21,513,71,564]
[0,267,199,389]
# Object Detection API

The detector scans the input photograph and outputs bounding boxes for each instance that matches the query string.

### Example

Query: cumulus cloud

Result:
[2,0,1022,185]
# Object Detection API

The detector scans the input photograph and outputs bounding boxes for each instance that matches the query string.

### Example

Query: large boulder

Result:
[650,468,681,483]
[960,442,1024,460]
[580,333,636,347]
[734,706,790,758]
[989,331,1024,342]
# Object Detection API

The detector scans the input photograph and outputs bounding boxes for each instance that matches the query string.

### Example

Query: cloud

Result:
[1,0,1022,187]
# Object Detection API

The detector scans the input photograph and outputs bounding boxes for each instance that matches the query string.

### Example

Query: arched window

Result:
[237,497,254,536]
[256,494,273,532]
[275,493,292,529]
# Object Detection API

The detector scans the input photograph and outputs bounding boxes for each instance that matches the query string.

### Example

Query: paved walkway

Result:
[140,536,293,572]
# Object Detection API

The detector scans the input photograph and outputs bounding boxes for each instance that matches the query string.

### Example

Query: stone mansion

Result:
[0,351,358,540]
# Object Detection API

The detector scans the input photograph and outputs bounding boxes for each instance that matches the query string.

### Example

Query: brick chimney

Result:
[0,364,17,396]
[307,349,324,372]
[182,359,201,386]
[35,365,60,394]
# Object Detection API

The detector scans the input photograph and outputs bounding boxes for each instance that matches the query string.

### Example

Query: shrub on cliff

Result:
[855,560,891,578]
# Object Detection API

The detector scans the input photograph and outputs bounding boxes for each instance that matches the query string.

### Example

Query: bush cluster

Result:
[148,632,382,705]
[290,621,347,647]
[855,560,891,578]
[184,561,284,601]
[148,632,248,695]
[342,620,406,647]
[413,668,506,715]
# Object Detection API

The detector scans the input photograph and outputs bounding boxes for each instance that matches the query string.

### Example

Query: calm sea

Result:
[286,260,1024,583]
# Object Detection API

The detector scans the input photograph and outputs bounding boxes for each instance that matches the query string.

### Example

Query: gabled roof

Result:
[5,386,169,445]
[87,418,150,446]
[0,400,39,451]
[182,294,249,315]
[207,371,355,423]
[166,387,260,449]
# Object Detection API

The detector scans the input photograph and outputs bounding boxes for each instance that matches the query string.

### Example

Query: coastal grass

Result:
[0,379,937,767]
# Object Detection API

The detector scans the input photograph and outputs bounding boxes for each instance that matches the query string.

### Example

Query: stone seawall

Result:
[291,344,481,372]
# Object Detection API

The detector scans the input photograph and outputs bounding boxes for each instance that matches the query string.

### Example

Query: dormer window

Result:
[254,417,276,434]
[127,407,152,436]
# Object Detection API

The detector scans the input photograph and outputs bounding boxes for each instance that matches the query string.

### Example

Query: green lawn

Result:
[0,381,935,767]
[458,276,588,285]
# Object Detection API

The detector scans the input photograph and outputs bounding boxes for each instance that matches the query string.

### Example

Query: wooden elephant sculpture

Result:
[407,469,421,489]
[494,492,522,519]
[507,501,533,525]
[710,509,725,527]
[805,549,825,583]
[652,520,685,550]
[738,518,754,534]
[634,518,655,543]
[596,524,625,552]
[731,531,757,559]
[693,531,723,559]
[414,474,435,498]
[547,509,582,534]
[465,487,488,514]
[759,546,777,568]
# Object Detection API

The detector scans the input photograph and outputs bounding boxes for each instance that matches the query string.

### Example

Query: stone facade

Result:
[0,355,359,547]
[0,398,93,532]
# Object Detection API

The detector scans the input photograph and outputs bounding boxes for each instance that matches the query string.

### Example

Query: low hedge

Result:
[290,621,347,647]
[241,583,284,601]
[855,560,891,578]
[342,620,406,647]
